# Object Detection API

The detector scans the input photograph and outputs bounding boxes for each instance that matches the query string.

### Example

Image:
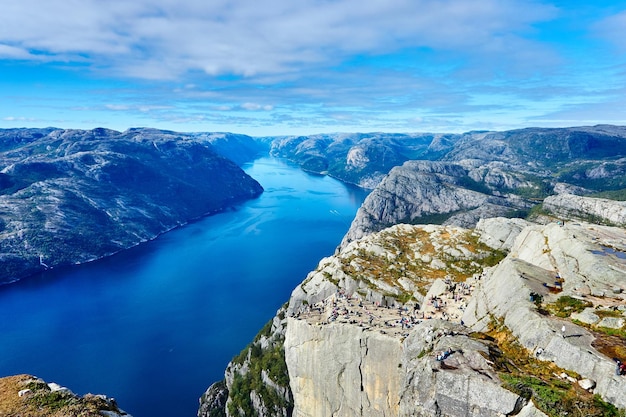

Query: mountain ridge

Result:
[0,127,265,284]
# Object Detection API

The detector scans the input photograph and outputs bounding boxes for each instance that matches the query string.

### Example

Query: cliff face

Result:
[0,128,264,284]
[339,160,531,249]
[542,193,626,227]
[201,195,626,417]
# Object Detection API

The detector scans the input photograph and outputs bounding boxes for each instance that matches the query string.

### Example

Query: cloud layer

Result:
[1,0,625,134]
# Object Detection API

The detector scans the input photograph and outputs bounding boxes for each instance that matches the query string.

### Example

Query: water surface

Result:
[0,157,368,417]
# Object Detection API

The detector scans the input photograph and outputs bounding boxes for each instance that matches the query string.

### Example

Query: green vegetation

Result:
[557,164,626,192]
[227,339,292,417]
[0,374,123,417]
[407,211,457,225]
[591,188,626,201]
[526,203,552,220]
[228,313,293,417]
[513,181,554,200]
[27,391,74,411]
[483,320,625,417]
[544,296,593,318]
[456,175,493,195]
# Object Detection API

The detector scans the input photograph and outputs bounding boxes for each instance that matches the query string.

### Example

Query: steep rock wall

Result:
[543,193,626,227]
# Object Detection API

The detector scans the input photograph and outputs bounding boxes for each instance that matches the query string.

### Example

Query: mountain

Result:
[0,128,264,284]
[268,126,626,194]
[339,126,626,248]
[269,132,458,189]
[200,194,626,416]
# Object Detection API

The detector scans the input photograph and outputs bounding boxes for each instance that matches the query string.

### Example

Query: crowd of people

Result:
[292,274,479,340]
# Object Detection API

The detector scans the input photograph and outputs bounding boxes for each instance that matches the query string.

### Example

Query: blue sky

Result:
[1,0,625,135]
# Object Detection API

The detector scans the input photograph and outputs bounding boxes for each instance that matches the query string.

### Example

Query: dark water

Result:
[0,157,368,417]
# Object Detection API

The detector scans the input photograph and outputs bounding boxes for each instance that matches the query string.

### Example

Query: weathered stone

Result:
[578,378,596,391]
[476,217,530,250]
[543,194,626,227]
[464,221,626,409]
[597,317,625,329]
[570,308,600,325]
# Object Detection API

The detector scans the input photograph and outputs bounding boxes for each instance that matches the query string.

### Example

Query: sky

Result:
[1,0,626,136]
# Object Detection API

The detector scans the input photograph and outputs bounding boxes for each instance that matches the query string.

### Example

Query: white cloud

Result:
[105,104,130,111]
[3,116,39,122]
[593,10,626,52]
[0,0,558,80]
[240,103,274,111]
[0,44,41,60]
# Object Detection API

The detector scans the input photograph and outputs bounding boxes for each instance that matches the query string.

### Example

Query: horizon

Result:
[2,1,626,135]
[2,122,624,139]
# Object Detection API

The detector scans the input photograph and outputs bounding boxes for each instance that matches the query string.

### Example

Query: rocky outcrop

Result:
[475,217,531,250]
[0,128,263,284]
[543,193,626,226]
[463,220,626,409]
[0,374,131,416]
[202,218,625,416]
[285,318,544,417]
[340,161,531,248]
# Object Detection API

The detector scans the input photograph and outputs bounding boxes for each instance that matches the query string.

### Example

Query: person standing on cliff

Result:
[561,325,566,338]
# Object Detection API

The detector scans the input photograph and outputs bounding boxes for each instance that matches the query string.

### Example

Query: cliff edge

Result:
[200,195,626,416]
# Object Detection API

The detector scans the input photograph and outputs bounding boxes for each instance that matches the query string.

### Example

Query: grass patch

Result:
[591,188,626,201]
[483,319,624,417]
[544,296,593,318]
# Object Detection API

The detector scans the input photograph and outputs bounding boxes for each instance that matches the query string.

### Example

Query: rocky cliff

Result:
[0,128,264,284]
[542,193,626,227]
[339,160,532,248]
[0,374,131,417]
[200,195,626,417]
[339,126,626,249]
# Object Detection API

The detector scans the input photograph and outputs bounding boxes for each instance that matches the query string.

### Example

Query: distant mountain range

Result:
[269,126,626,247]
[271,125,626,191]
[3,125,626,285]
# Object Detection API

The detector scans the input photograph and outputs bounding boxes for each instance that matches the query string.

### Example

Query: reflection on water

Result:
[591,246,626,260]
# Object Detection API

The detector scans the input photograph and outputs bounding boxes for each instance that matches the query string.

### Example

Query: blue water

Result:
[0,157,368,417]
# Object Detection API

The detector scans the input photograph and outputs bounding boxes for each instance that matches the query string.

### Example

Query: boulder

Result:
[578,378,596,391]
